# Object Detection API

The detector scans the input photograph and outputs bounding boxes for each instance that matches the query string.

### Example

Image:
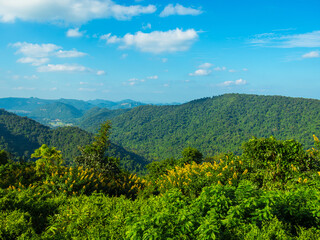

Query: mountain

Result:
[88,94,320,161]
[28,102,83,122]
[0,97,51,113]
[77,107,130,133]
[87,99,145,110]
[0,97,146,127]
[0,109,147,172]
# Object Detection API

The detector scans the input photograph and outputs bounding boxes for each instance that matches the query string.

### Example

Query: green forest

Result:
[1,119,320,239]
[1,94,320,239]
[63,94,320,162]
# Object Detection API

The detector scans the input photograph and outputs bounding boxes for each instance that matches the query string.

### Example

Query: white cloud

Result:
[160,4,202,17]
[17,57,50,66]
[220,78,247,87]
[235,79,247,85]
[121,53,128,59]
[12,42,86,59]
[0,0,157,23]
[162,58,168,63]
[250,30,320,48]
[55,50,86,58]
[124,77,145,86]
[302,51,319,59]
[50,87,58,91]
[214,66,227,71]
[23,75,39,80]
[96,70,106,75]
[189,69,211,76]
[142,23,151,30]
[67,28,85,37]
[104,28,199,53]
[78,88,97,92]
[163,83,169,87]
[228,69,236,73]
[12,42,61,58]
[199,62,212,69]
[147,75,158,79]
[80,82,88,85]
[243,68,248,71]
[37,64,89,73]
[13,86,36,91]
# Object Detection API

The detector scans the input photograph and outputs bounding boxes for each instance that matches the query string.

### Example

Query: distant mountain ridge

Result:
[0,97,145,112]
[0,97,146,126]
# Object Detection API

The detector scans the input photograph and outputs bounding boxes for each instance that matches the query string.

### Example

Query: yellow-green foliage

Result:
[154,155,247,197]
[5,165,146,199]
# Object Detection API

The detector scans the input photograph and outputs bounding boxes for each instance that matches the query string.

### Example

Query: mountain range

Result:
[1,93,320,164]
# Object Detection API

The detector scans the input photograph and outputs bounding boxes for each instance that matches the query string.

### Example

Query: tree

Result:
[31,144,63,175]
[0,149,10,165]
[180,147,203,165]
[75,121,120,176]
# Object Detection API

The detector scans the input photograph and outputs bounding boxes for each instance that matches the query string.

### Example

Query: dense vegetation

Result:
[0,109,147,172]
[102,94,320,161]
[0,120,319,239]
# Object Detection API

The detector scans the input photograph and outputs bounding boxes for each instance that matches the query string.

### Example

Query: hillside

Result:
[95,94,320,161]
[77,107,130,133]
[0,109,147,172]
[0,97,146,127]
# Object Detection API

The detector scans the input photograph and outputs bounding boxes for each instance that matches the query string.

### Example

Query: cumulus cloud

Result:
[0,0,157,23]
[147,75,158,79]
[214,66,227,71]
[103,28,199,54]
[55,50,87,58]
[219,78,247,87]
[12,42,86,59]
[198,62,212,69]
[160,4,202,17]
[67,28,85,37]
[189,69,211,76]
[37,64,90,73]
[302,51,319,58]
[17,57,50,66]
[250,30,320,48]
[142,23,151,30]
[12,42,61,58]
[96,70,106,75]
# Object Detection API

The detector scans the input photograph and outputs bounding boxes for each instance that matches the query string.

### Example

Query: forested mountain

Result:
[29,102,83,121]
[84,93,320,161]
[77,107,130,133]
[0,108,92,162]
[0,109,147,172]
[87,99,145,109]
[0,97,145,127]
[0,97,145,113]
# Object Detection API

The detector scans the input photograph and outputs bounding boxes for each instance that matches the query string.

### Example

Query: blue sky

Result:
[0,0,319,103]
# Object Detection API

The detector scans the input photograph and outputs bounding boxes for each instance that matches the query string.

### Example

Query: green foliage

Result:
[75,121,121,176]
[0,132,320,239]
[31,144,63,175]
[0,150,10,165]
[180,146,203,165]
[242,136,319,188]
